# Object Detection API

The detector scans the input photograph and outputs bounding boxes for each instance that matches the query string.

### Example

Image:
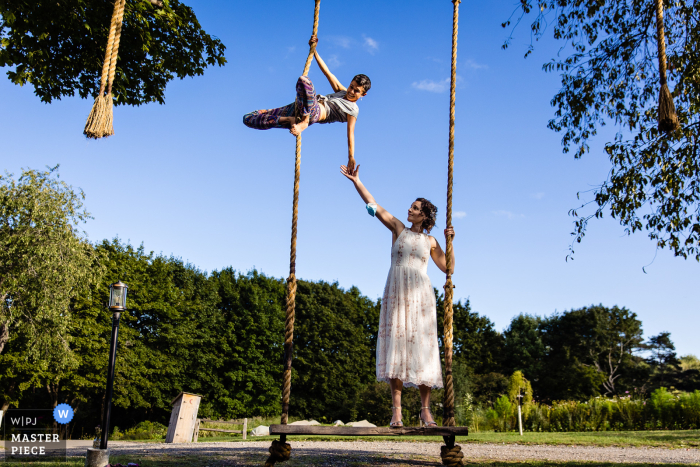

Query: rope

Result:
[654,0,680,132]
[84,0,127,139]
[442,0,460,429]
[264,440,292,467]
[440,444,465,467]
[270,2,321,465]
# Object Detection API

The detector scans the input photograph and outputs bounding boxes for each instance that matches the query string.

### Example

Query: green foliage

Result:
[0,0,226,105]
[291,281,379,422]
[507,0,700,260]
[492,395,513,431]
[680,355,700,371]
[473,390,700,432]
[503,314,545,380]
[0,167,103,412]
[537,305,642,401]
[110,420,167,440]
[507,371,533,405]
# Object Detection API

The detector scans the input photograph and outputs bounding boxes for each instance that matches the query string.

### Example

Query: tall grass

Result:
[458,388,700,432]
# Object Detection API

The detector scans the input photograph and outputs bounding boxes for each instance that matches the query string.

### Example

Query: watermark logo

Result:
[53,404,74,424]
[2,409,67,463]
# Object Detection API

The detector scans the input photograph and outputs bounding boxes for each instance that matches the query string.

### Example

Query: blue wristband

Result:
[366,203,377,217]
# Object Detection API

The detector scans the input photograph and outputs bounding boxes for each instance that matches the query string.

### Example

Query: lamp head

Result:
[109,281,128,311]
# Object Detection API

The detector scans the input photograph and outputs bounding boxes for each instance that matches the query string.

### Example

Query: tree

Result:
[507,371,533,405]
[645,331,682,388]
[507,0,700,260]
[533,308,605,401]
[589,305,645,395]
[0,0,226,105]
[0,167,103,414]
[291,280,379,422]
[503,314,546,383]
[537,305,642,401]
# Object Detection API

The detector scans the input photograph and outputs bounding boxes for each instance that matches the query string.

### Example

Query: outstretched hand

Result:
[444,227,455,240]
[340,164,361,183]
[309,35,318,47]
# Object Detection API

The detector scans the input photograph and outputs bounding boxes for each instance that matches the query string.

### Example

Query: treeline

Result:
[1,169,699,437]
[3,240,698,436]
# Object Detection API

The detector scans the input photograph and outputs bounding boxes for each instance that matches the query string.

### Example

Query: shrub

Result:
[471,389,700,432]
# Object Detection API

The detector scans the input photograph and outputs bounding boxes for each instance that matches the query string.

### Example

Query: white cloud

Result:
[326,54,342,69]
[530,192,545,200]
[363,35,379,54]
[453,211,467,219]
[464,59,488,70]
[412,78,450,93]
[493,210,525,219]
[411,76,463,93]
[327,36,353,49]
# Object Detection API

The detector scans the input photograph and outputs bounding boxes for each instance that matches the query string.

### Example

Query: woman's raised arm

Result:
[340,165,403,236]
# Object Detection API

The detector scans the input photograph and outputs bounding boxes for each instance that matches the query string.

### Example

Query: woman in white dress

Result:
[341,164,455,428]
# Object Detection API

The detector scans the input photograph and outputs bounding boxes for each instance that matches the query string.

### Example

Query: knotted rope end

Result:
[265,439,292,466]
[83,95,115,139]
[658,83,680,133]
[440,444,464,467]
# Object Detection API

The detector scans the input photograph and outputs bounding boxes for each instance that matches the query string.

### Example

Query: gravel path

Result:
[67,440,700,466]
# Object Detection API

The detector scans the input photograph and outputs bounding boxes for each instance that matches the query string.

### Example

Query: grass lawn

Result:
[195,429,700,448]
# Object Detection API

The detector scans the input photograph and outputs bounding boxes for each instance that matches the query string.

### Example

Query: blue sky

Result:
[2,0,697,357]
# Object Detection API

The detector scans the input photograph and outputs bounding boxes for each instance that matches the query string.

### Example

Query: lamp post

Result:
[86,281,127,467]
[101,281,127,449]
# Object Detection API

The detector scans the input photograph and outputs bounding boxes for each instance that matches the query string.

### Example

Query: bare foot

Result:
[290,118,309,136]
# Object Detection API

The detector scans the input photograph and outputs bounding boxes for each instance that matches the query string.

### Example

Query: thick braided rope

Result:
[84,0,124,138]
[655,0,668,85]
[279,0,321,433]
[106,0,127,96]
[98,0,123,95]
[84,0,125,138]
[442,0,460,429]
[440,445,464,467]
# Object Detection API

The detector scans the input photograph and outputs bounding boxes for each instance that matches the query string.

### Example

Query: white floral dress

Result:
[376,228,443,389]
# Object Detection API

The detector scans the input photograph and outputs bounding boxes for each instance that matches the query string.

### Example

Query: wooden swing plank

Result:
[270,425,469,437]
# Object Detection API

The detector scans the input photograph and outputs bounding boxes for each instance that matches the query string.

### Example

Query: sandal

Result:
[390,406,403,428]
[419,406,438,427]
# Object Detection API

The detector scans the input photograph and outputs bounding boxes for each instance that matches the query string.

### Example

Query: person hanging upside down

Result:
[340,163,456,428]
[243,36,370,173]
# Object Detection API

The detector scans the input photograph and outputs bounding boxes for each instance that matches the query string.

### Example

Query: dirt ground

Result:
[65,440,700,466]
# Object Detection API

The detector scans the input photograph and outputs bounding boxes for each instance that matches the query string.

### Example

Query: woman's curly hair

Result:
[415,198,438,234]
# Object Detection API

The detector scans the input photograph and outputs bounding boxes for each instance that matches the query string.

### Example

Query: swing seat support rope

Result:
[264,1,465,466]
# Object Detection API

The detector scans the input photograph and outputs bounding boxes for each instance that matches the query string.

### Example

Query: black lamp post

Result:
[100,281,127,450]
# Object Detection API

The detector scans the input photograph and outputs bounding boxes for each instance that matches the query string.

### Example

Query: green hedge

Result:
[463,388,700,432]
